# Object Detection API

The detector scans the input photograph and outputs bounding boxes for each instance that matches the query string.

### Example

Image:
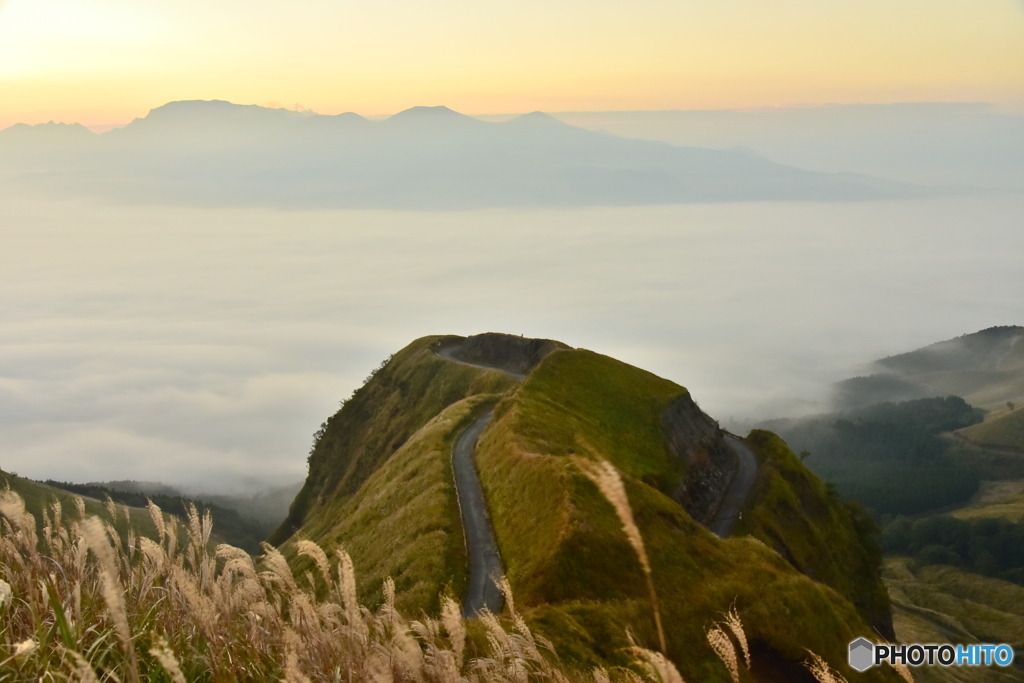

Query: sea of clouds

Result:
[1,191,1022,492]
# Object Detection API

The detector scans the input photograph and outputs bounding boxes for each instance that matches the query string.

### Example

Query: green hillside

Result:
[278,334,901,682]
[960,408,1024,451]
[269,335,517,545]
[0,469,162,543]
[885,557,1024,683]
[733,430,892,636]
[761,396,985,515]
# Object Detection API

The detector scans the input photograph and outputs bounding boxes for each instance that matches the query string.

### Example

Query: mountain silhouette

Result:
[0,100,918,208]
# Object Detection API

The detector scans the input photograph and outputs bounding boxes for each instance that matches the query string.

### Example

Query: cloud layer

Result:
[1,192,1022,491]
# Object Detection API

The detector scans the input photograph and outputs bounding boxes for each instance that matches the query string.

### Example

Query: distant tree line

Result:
[43,480,273,553]
[881,515,1024,586]
[764,396,984,516]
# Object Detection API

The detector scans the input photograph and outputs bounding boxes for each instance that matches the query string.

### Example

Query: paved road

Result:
[438,341,757,616]
[709,434,758,538]
[436,343,527,381]
[452,409,505,616]
[438,341,520,616]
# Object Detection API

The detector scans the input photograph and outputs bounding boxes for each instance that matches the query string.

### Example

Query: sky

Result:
[1,0,1023,129]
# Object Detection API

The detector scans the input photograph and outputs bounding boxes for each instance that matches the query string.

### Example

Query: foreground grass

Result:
[0,470,160,545]
[0,487,868,683]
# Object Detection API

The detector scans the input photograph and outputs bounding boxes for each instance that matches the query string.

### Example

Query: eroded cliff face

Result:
[448,332,566,376]
[661,393,737,524]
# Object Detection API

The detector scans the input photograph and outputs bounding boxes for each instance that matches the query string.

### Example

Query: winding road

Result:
[439,341,522,616]
[452,409,505,616]
[437,340,759,616]
[710,434,759,537]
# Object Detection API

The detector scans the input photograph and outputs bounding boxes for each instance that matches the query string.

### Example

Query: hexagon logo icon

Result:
[849,637,875,672]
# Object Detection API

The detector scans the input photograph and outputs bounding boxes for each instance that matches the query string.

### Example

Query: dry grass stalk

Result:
[894,663,914,683]
[0,488,856,683]
[296,539,332,590]
[630,645,686,683]
[82,516,140,683]
[804,650,848,683]
[147,499,165,543]
[66,651,102,683]
[335,546,361,631]
[706,626,739,683]
[284,649,312,683]
[724,606,750,670]
[149,637,188,683]
[441,596,466,669]
[575,457,666,654]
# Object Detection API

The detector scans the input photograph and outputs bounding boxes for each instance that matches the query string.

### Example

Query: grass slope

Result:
[953,480,1024,523]
[961,409,1024,452]
[734,430,892,637]
[473,348,899,681]
[885,557,1024,683]
[270,335,516,545]
[0,470,161,543]
[284,395,499,614]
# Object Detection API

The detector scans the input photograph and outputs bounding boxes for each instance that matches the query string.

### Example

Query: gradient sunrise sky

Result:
[1,0,1022,129]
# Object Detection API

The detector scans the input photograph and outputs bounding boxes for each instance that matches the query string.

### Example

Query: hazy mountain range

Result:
[0,100,918,208]
[548,103,1024,190]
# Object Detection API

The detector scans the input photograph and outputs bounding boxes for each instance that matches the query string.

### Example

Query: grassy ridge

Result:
[284,395,500,614]
[275,338,901,680]
[960,409,1024,451]
[734,430,893,637]
[473,348,900,681]
[953,480,1024,523]
[0,470,160,543]
[270,335,516,545]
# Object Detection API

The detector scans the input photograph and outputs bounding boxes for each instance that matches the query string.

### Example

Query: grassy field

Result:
[884,557,1024,683]
[953,479,1024,523]
[961,409,1024,452]
[0,469,161,542]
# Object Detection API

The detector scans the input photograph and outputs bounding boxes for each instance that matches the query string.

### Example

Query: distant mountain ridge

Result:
[0,99,917,209]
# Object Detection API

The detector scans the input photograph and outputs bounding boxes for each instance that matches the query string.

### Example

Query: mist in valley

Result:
[1,186,1021,494]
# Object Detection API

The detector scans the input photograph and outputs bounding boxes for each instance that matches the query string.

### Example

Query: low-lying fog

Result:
[2,192,1021,492]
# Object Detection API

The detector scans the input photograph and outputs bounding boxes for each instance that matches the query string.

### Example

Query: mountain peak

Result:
[505,111,566,127]
[389,105,464,120]
[130,100,314,128]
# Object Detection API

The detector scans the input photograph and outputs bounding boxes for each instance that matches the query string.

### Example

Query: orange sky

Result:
[1,0,1022,129]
